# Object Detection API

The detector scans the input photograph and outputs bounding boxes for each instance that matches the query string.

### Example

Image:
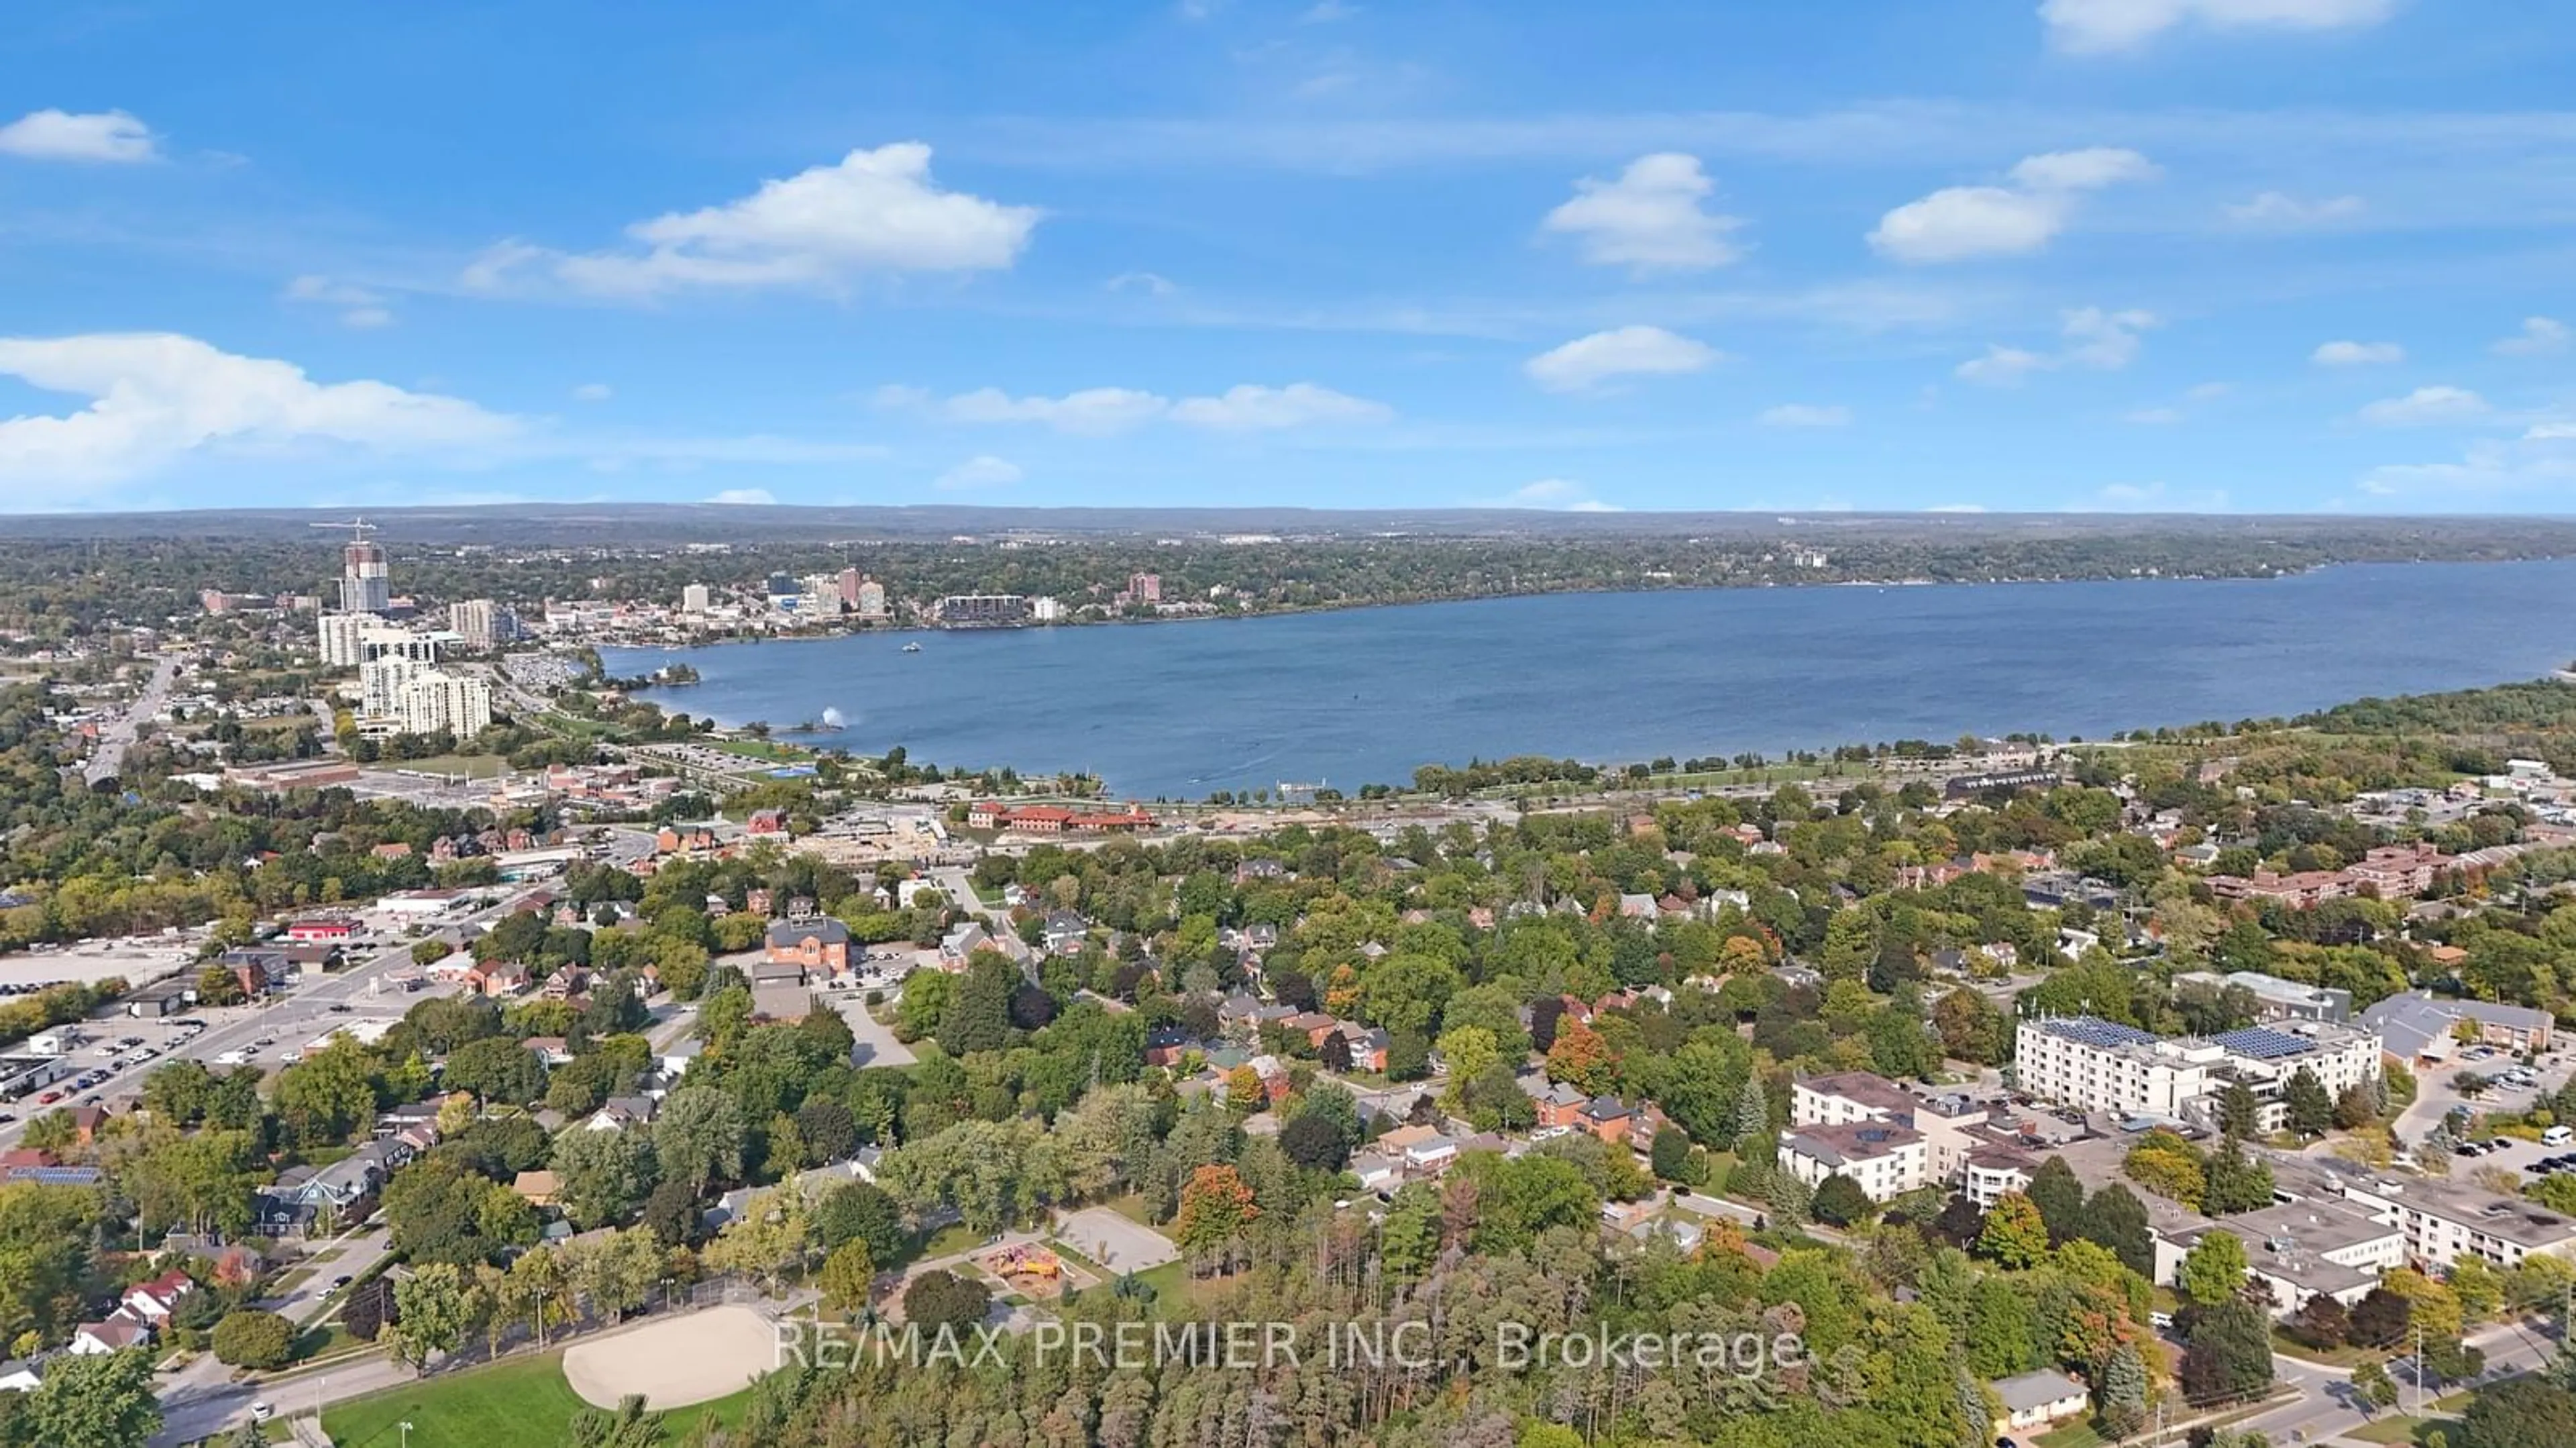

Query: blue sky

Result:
[3,0,2573,515]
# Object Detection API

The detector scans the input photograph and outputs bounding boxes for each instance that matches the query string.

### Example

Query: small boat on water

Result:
[902,641,922,653]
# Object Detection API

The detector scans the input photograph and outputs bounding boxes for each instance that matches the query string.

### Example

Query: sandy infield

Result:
[563,1304,778,1410]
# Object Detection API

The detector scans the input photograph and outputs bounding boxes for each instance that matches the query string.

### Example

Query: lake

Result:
[603,560,2576,798]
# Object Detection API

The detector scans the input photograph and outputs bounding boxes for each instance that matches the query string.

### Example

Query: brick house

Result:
[766,917,852,976]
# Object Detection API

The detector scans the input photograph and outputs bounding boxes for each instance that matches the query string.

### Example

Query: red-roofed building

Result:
[286,918,358,943]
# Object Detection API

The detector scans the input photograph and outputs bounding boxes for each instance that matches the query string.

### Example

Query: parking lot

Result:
[0,938,201,991]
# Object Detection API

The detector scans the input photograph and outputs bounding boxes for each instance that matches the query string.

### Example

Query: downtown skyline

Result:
[3,0,2574,516]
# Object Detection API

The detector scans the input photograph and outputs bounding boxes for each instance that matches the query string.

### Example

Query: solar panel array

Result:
[2212,1026,2313,1060]
[2040,1017,2156,1049]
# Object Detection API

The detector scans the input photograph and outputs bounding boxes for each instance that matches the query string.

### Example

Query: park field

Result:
[322,1351,754,1448]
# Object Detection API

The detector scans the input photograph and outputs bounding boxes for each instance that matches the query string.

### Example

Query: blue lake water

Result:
[603,560,2576,798]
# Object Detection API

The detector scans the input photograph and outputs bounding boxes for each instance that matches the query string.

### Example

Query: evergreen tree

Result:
[2099,1343,2149,1439]
[2282,1068,2334,1138]
[2202,1137,2275,1215]
[2079,1184,2156,1279]
[2216,1080,2263,1140]
[2027,1155,2087,1244]
[1732,1076,1775,1165]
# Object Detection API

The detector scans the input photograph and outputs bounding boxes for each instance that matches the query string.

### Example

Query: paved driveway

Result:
[833,992,916,1070]
[1056,1207,1178,1272]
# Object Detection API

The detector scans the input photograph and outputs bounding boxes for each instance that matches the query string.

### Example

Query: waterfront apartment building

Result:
[682,584,712,614]
[935,594,1030,626]
[855,577,888,617]
[2013,1017,2381,1132]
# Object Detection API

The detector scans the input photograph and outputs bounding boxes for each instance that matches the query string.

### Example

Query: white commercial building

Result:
[682,584,712,614]
[2013,1017,2380,1133]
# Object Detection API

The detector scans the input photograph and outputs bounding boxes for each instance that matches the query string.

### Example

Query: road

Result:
[2237,1316,2559,1443]
[85,652,180,786]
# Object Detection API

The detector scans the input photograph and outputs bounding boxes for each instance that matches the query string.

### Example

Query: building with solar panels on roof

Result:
[2014,1014,2380,1134]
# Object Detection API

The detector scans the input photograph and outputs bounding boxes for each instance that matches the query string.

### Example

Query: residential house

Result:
[1336,1024,1391,1073]
[584,1095,659,1132]
[521,1037,573,1067]
[1350,1152,1400,1194]
[938,922,992,969]
[747,808,788,837]
[466,961,529,997]
[513,1170,561,1206]
[1992,1369,2090,1432]
[1144,1027,1195,1069]
[1576,1097,1633,1147]
[120,1271,195,1327]
[1380,1125,1459,1176]
[1532,1080,1590,1131]
[1042,909,1090,956]
[68,1317,151,1355]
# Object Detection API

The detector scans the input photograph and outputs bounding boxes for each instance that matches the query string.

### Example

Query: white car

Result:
[249,1401,274,1423]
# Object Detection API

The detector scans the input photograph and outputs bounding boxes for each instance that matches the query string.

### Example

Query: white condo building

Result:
[447,599,501,648]
[2013,1017,2380,1132]
[682,584,712,614]
[359,658,492,737]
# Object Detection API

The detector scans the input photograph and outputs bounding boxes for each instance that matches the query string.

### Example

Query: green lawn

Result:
[323,1351,755,1448]
[2034,1422,2106,1448]
[2345,1412,2462,1445]
[914,1223,983,1261]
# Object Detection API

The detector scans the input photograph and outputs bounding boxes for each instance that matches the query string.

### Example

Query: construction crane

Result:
[309,517,378,545]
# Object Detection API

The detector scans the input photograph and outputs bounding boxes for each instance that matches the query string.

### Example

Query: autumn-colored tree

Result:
[1224,1066,1266,1113]
[1172,1164,1260,1253]
[1976,1192,2049,1269]
[1544,1020,1614,1095]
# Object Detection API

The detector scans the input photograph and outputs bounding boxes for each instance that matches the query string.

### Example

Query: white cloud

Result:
[2125,407,2184,425]
[0,108,158,163]
[2224,191,2365,227]
[474,144,1039,299]
[1540,154,1744,272]
[704,488,778,506]
[571,382,614,403]
[0,333,519,495]
[2311,339,2403,366]
[1927,503,1990,513]
[1300,0,1356,19]
[1869,148,2155,263]
[2007,148,2161,190]
[1958,307,2157,384]
[2040,0,2396,54]
[2492,317,2570,358]
[1168,383,1393,429]
[2186,382,2231,401]
[933,455,1023,491]
[1493,478,1619,511]
[888,382,1390,434]
[2356,385,2489,427]
[1523,325,1718,393]
[283,275,396,329]
[1105,270,1177,296]
[2358,427,2576,501]
[2082,480,2231,511]
[1757,404,1853,428]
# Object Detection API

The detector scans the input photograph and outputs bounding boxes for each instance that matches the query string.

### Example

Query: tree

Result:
[1811,1172,1874,1227]
[1731,1076,1774,1164]
[2180,1298,2275,1405]
[1543,1021,1614,1095]
[2334,1082,2381,1131]
[2027,1155,2086,1244]
[817,1241,875,1319]
[902,1268,990,1332]
[2349,1285,2412,1348]
[1648,1126,1695,1184]
[2290,1292,2349,1351]
[271,1038,382,1147]
[568,1394,667,1448]
[209,1308,293,1369]
[552,1125,659,1229]
[2282,1068,2334,1138]
[388,1262,469,1372]
[444,1038,548,1106]
[812,1181,907,1261]
[2202,1138,2275,1216]
[2178,1230,2249,1307]
[2461,1378,2576,1448]
[2215,1080,2263,1140]
[2351,1358,2400,1414]
[2099,1343,2151,1440]
[1172,1164,1260,1253]
[653,1087,745,1196]
[793,1098,860,1167]
[25,1349,162,1448]
[704,1189,809,1295]
[342,1278,392,1342]
[1976,1192,2049,1269]
[2079,1184,2156,1280]
[936,953,1016,1057]
[1436,1026,1500,1110]
[1279,1113,1346,1172]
